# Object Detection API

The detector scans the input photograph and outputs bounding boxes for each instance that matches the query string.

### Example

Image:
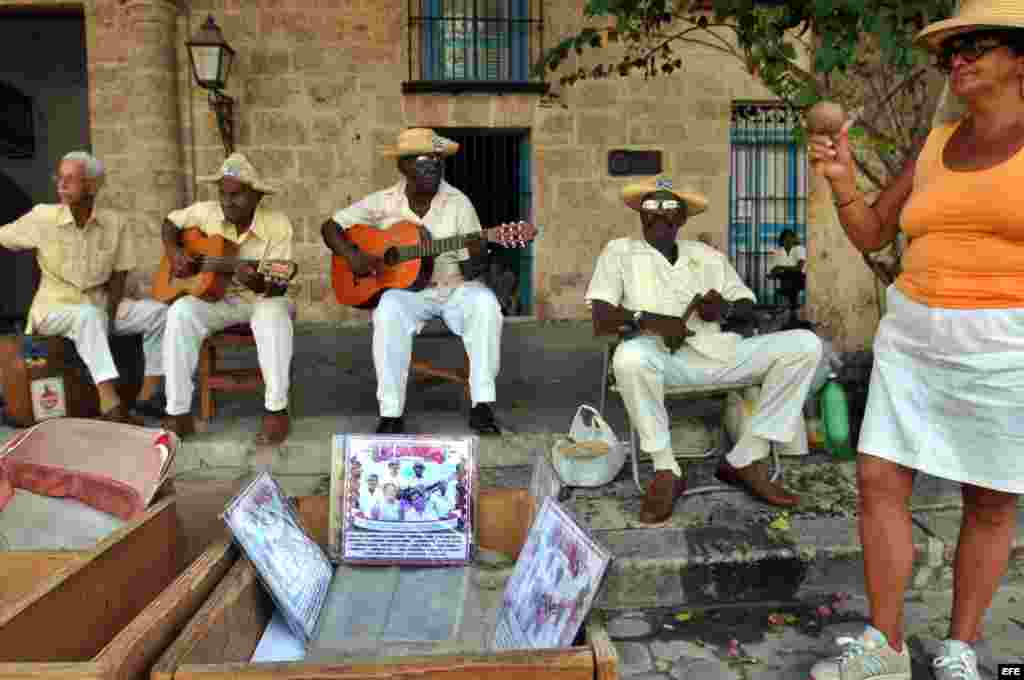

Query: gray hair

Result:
[60,151,105,188]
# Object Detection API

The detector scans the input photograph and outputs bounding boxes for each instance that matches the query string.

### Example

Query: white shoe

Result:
[809,625,911,680]
[932,640,980,680]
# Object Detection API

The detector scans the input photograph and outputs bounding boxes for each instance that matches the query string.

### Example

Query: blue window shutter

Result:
[422,0,442,80]
[510,0,528,81]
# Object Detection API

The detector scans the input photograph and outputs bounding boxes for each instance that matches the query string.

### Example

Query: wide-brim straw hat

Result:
[198,152,278,194]
[622,177,709,216]
[382,128,460,158]
[915,0,1024,51]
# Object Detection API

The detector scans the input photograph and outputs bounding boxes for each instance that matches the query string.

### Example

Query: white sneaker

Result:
[932,640,980,680]
[809,625,911,680]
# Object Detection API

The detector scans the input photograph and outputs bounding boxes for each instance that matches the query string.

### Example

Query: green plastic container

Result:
[819,374,856,460]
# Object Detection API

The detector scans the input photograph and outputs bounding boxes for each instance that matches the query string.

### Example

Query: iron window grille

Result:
[728,101,808,306]
[404,0,548,94]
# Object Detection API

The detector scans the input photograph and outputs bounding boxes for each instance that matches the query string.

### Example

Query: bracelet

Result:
[834,193,863,210]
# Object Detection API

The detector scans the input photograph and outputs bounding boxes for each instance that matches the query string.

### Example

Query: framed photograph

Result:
[328,434,479,566]
[492,497,612,650]
[223,471,333,645]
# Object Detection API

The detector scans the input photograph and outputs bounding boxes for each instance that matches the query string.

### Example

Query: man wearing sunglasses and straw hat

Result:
[322,128,503,436]
[585,178,823,524]
[806,1,1024,678]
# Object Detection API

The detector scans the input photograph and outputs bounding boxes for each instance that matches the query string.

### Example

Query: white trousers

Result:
[372,283,502,417]
[35,299,167,384]
[613,330,823,472]
[163,295,294,416]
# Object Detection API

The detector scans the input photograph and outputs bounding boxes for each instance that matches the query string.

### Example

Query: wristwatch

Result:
[633,310,645,324]
[721,300,735,320]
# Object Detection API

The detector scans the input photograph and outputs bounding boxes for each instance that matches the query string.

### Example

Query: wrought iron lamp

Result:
[186,15,236,155]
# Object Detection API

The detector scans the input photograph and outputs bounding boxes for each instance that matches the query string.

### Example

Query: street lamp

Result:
[186,15,236,155]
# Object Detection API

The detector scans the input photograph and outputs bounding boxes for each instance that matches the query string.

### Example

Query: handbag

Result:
[549,404,626,487]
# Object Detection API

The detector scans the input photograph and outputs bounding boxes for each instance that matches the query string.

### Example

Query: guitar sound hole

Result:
[383,247,401,266]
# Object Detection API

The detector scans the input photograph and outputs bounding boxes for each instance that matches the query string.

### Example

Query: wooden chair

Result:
[410,318,470,402]
[600,336,779,493]
[197,325,264,423]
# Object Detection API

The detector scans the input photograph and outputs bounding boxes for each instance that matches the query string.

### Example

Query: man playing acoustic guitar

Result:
[160,153,295,445]
[322,128,503,436]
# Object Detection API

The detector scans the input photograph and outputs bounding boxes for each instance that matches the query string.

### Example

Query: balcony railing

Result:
[404,0,548,94]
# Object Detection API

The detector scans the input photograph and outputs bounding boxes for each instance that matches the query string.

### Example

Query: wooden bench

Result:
[197,326,263,423]
[409,318,471,403]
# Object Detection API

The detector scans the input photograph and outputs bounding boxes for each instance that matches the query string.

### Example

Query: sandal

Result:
[255,410,290,445]
[99,403,144,427]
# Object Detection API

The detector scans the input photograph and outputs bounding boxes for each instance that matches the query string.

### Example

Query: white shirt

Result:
[382,470,405,490]
[585,238,756,364]
[372,498,402,522]
[0,205,138,333]
[332,179,483,296]
[359,487,380,513]
[768,245,806,272]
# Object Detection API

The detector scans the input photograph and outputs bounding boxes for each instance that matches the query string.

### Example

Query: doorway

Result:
[435,127,533,315]
[0,9,90,331]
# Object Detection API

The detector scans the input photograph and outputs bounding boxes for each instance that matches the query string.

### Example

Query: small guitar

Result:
[152,227,298,304]
[331,220,538,309]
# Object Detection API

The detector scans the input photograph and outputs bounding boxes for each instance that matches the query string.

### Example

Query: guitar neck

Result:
[195,256,261,274]
[393,234,481,264]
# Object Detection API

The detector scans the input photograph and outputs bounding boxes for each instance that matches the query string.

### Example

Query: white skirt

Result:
[858,286,1024,494]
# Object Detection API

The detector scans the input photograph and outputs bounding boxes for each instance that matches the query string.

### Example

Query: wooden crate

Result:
[151,489,619,680]
[0,490,238,679]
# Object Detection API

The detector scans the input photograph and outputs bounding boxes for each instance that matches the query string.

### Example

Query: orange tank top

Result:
[897,119,1024,309]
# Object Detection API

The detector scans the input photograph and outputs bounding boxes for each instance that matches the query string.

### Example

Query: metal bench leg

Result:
[630,423,642,493]
[599,344,609,417]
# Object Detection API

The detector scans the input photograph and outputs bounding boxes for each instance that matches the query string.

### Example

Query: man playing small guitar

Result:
[322,128,505,436]
[160,153,296,445]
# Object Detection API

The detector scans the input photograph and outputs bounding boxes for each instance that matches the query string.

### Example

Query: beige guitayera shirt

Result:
[585,238,756,364]
[165,201,293,303]
[331,179,483,298]
[0,204,137,333]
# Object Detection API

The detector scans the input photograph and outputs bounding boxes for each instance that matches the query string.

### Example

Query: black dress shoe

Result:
[468,403,501,436]
[131,394,167,419]
[376,417,405,434]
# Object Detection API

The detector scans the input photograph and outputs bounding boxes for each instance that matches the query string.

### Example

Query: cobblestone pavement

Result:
[600,583,1024,679]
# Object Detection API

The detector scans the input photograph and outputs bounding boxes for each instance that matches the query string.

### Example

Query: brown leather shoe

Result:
[162,413,195,439]
[639,470,687,524]
[255,410,290,445]
[715,459,800,507]
[99,403,144,426]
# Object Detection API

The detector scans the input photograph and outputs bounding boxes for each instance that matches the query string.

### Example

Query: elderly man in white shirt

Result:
[321,128,502,436]
[0,151,167,424]
[586,178,823,524]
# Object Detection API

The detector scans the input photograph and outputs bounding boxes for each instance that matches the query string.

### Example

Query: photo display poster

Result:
[222,471,334,644]
[493,497,612,650]
[329,434,478,566]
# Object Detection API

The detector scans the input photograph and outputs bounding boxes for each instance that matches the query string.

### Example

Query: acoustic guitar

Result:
[331,220,537,309]
[152,227,298,304]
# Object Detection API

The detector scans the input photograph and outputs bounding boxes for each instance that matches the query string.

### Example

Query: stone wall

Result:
[3,0,807,328]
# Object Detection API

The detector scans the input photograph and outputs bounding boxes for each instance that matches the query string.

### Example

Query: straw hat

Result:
[198,152,278,194]
[915,0,1024,51]
[382,128,460,158]
[622,177,709,216]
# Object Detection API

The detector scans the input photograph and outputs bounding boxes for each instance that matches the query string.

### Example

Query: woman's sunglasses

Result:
[933,33,1009,73]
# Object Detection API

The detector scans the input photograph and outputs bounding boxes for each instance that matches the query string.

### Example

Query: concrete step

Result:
[529,454,1024,612]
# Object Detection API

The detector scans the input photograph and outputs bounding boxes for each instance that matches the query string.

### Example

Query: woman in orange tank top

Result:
[806,3,1024,679]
